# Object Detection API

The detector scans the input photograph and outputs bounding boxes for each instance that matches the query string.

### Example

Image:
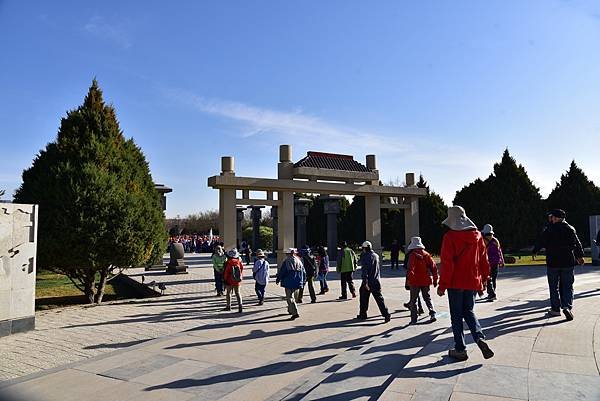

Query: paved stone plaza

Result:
[1,254,600,400]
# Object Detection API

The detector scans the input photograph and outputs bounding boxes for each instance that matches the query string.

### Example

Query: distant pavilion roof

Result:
[294,152,371,172]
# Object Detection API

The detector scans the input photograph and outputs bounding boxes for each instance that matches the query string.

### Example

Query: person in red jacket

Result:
[405,237,438,324]
[437,206,494,361]
[223,248,244,313]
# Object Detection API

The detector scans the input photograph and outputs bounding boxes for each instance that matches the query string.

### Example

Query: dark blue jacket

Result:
[277,256,306,289]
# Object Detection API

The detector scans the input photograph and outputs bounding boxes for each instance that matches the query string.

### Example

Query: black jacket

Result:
[536,221,584,268]
[301,254,317,277]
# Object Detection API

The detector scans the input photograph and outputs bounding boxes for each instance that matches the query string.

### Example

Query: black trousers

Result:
[359,281,389,318]
[340,271,356,297]
[487,265,499,297]
[298,275,317,302]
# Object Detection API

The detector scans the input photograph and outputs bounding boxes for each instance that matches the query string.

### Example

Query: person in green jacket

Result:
[337,241,357,300]
[211,245,227,296]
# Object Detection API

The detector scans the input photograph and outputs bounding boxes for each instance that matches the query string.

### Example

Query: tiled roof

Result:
[294,152,371,172]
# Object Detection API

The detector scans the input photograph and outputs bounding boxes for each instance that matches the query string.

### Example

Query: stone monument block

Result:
[166,242,188,274]
[0,203,38,337]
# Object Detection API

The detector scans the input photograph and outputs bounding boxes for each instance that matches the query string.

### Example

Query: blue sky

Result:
[1,1,599,217]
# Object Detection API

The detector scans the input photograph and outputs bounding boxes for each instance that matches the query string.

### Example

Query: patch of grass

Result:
[35,270,139,310]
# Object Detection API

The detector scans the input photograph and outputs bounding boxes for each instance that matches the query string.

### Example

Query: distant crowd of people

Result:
[168,234,221,254]
[208,206,586,362]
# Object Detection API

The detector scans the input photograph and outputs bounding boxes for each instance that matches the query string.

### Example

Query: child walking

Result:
[405,237,438,324]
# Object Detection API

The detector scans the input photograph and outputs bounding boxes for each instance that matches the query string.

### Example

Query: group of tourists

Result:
[169,234,221,253]
[209,205,586,362]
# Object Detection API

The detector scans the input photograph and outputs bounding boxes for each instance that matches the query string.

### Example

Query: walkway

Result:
[1,254,600,400]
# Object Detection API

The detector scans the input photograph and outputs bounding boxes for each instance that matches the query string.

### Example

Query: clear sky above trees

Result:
[2,1,600,216]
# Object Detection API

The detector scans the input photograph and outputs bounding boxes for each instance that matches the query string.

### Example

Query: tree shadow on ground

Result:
[144,355,334,391]
[83,339,150,350]
[165,318,383,350]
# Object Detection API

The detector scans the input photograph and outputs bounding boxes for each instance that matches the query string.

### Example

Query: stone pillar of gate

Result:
[403,173,420,245]
[250,206,264,251]
[271,206,278,256]
[277,191,295,265]
[219,156,237,251]
[322,196,341,261]
[294,199,311,249]
[364,195,382,256]
[236,207,245,248]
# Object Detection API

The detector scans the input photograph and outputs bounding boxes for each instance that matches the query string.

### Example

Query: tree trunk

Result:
[94,267,109,304]
[84,274,96,304]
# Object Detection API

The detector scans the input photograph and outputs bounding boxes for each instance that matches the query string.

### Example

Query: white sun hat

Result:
[481,224,494,235]
[362,241,372,248]
[407,236,426,251]
[226,248,240,258]
[284,247,296,254]
[442,206,477,231]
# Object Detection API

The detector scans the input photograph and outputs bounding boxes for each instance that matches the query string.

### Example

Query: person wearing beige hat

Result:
[252,249,270,305]
[276,248,306,320]
[405,237,438,324]
[481,224,504,301]
[438,206,494,361]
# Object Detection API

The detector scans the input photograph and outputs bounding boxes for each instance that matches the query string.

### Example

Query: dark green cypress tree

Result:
[454,150,544,250]
[14,79,166,303]
[417,175,448,254]
[546,161,600,245]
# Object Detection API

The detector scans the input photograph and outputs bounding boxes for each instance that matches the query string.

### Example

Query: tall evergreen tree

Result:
[417,175,448,254]
[14,80,166,304]
[454,150,544,250]
[339,195,366,246]
[546,161,600,245]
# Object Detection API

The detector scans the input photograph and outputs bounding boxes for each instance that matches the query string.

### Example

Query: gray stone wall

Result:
[0,203,38,336]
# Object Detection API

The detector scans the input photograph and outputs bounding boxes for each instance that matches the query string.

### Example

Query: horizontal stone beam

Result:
[380,204,410,210]
[208,175,427,197]
[292,166,378,182]
[236,198,281,206]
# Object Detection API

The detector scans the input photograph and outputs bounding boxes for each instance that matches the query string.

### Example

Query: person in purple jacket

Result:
[481,224,504,301]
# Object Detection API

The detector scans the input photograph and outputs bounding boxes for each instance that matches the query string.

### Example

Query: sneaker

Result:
[429,313,437,323]
[311,299,316,304]
[403,302,411,309]
[355,314,368,320]
[548,309,561,317]
[563,308,574,321]
[324,288,329,293]
[223,307,231,311]
[383,315,391,323]
[338,296,348,300]
[487,296,497,302]
[448,349,468,361]
[477,339,494,359]
[258,300,263,306]
[409,319,418,325]
[290,314,300,320]
[418,308,425,315]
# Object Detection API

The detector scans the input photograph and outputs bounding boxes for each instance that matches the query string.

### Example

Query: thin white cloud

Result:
[163,87,505,203]
[84,16,132,49]
[163,88,395,153]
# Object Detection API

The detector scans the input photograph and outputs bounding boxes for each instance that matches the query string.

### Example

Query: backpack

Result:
[232,262,242,283]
